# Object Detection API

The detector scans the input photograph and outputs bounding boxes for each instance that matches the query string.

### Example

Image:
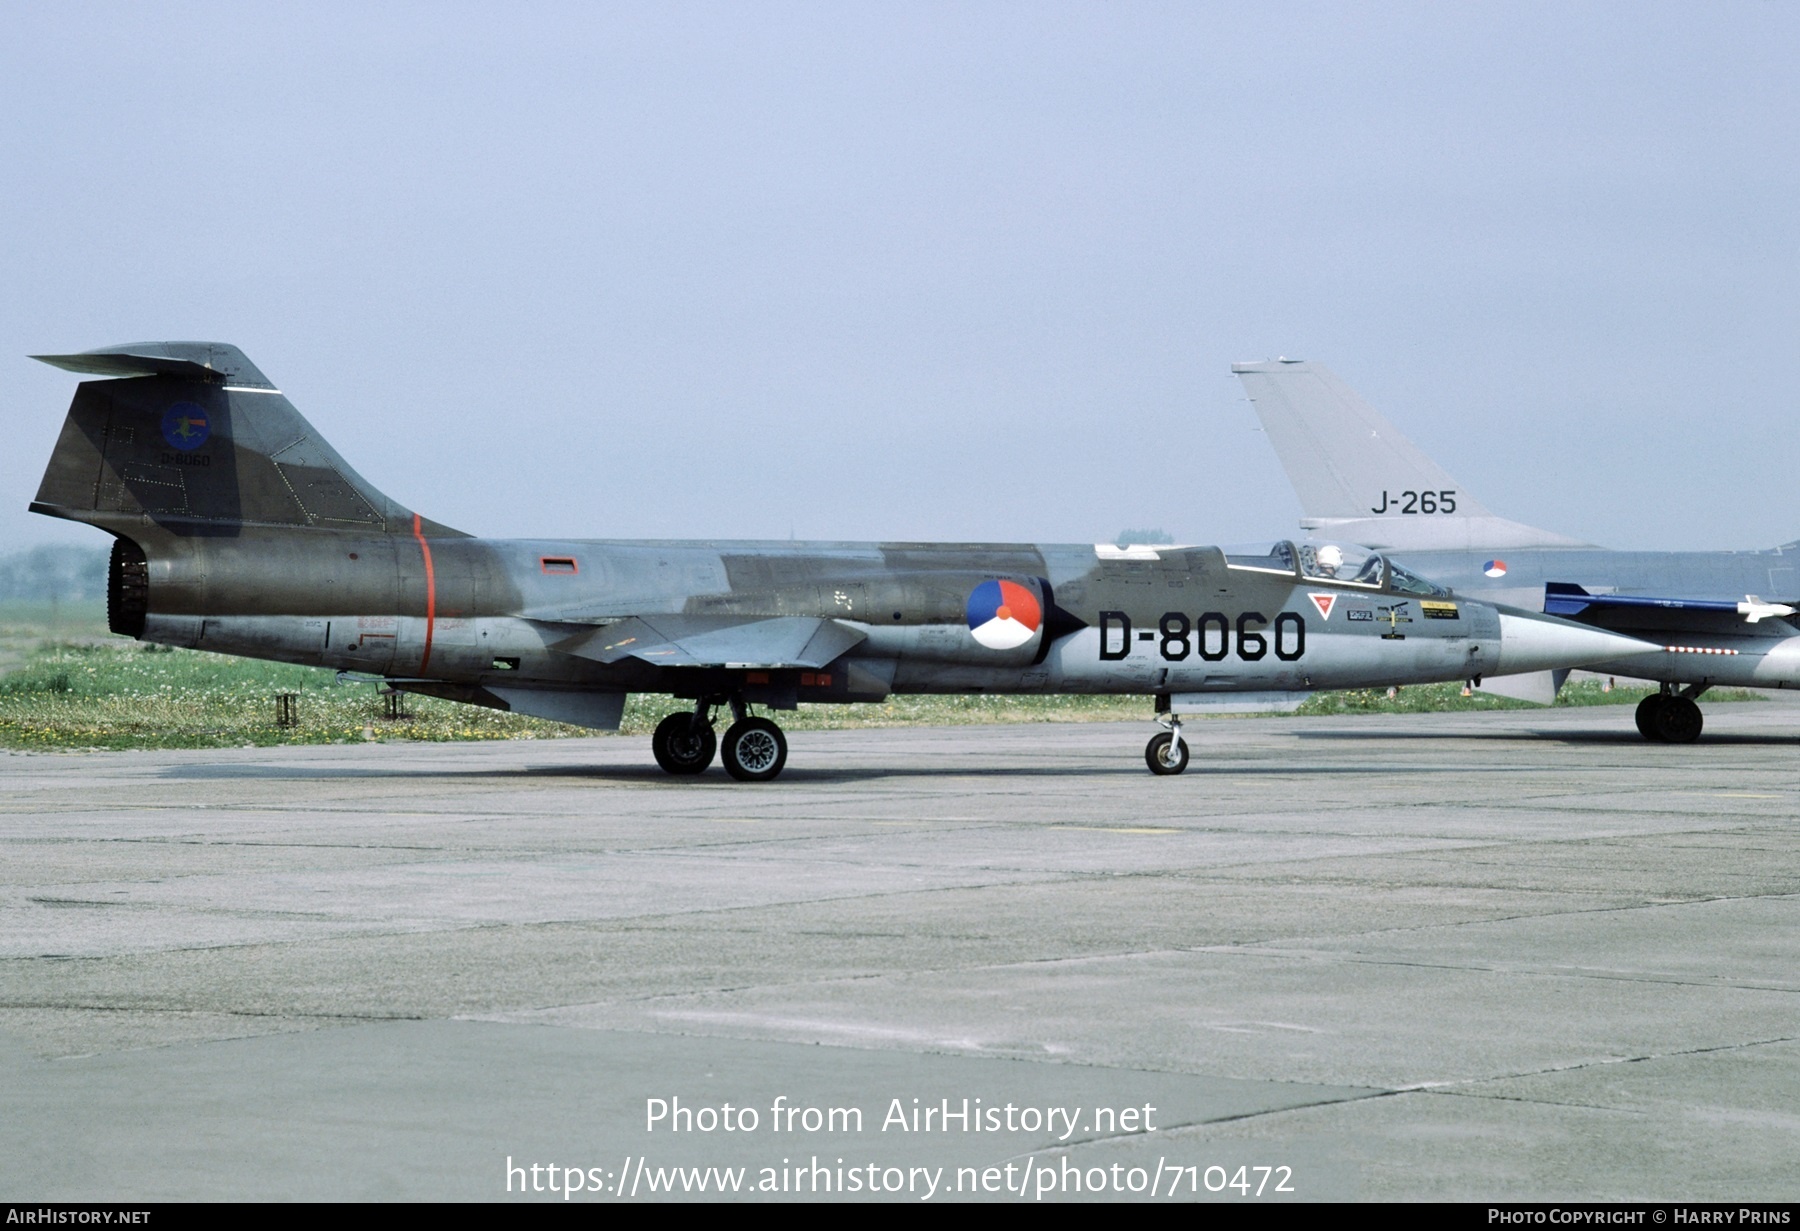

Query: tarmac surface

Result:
[3,705,1798,1202]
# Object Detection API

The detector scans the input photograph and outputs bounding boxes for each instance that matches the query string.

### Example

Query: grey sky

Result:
[4,2,1795,553]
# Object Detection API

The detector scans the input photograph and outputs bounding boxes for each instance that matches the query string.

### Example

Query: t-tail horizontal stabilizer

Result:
[32,342,276,388]
[1231,360,1587,551]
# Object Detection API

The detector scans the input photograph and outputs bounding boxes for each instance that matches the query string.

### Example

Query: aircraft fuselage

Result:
[119,530,1527,703]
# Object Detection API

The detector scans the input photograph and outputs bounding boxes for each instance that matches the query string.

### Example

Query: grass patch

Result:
[1298,682,1529,715]
[0,641,1154,751]
[0,636,1761,752]
[0,601,109,671]
[0,641,587,750]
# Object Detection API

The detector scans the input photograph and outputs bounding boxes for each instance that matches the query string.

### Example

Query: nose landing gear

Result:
[1145,714,1190,775]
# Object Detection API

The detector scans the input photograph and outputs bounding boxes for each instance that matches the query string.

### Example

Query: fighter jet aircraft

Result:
[1234,359,1800,742]
[27,342,1654,778]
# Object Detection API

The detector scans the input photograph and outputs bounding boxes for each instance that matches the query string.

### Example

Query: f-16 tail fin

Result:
[1231,359,1585,551]
[30,342,463,540]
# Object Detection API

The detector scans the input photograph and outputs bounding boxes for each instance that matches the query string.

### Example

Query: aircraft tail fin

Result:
[1231,359,1585,551]
[29,342,464,541]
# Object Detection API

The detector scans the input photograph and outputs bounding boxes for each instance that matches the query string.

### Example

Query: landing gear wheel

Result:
[1655,696,1703,744]
[721,717,788,782]
[1145,731,1189,775]
[1636,694,1703,743]
[652,712,716,774]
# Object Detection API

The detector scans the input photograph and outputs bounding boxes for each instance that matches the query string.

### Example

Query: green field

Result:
[0,605,1742,751]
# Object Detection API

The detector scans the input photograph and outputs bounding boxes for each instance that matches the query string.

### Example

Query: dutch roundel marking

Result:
[1483,559,1508,579]
[966,579,1042,650]
[161,403,211,451]
[1307,592,1337,620]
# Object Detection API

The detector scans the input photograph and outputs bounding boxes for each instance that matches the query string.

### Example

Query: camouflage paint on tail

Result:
[31,342,467,639]
[31,342,461,541]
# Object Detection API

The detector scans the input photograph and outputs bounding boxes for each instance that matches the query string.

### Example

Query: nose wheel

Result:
[1145,715,1189,775]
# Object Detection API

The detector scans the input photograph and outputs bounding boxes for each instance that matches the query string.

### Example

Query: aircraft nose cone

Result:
[1490,610,1661,676]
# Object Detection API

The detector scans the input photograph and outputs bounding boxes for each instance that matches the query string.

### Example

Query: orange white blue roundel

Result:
[967,579,1043,650]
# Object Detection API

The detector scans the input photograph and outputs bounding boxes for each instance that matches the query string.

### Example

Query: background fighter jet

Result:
[28,342,1652,778]
[1234,359,1800,742]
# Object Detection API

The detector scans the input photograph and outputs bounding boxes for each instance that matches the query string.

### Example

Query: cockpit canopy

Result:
[1222,540,1451,597]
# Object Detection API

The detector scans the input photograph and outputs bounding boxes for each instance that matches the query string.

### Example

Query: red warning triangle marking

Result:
[1308,592,1337,620]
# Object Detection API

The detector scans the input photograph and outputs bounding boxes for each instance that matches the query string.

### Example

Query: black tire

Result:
[1655,696,1703,744]
[653,712,716,775]
[721,717,787,782]
[1635,695,1667,741]
[1145,731,1189,775]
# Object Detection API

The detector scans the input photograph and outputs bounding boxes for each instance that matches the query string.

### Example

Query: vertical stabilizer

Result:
[1231,359,1585,551]
[29,342,463,540]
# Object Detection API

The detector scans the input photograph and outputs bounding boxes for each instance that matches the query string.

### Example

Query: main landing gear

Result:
[1145,713,1189,775]
[651,711,716,775]
[1635,688,1705,744]
[651,696,789,782]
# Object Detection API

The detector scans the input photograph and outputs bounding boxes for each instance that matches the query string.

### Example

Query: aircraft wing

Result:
[545,615,866,669]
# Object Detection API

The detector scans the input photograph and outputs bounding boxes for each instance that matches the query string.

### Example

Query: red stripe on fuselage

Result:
[412,512,436,673]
